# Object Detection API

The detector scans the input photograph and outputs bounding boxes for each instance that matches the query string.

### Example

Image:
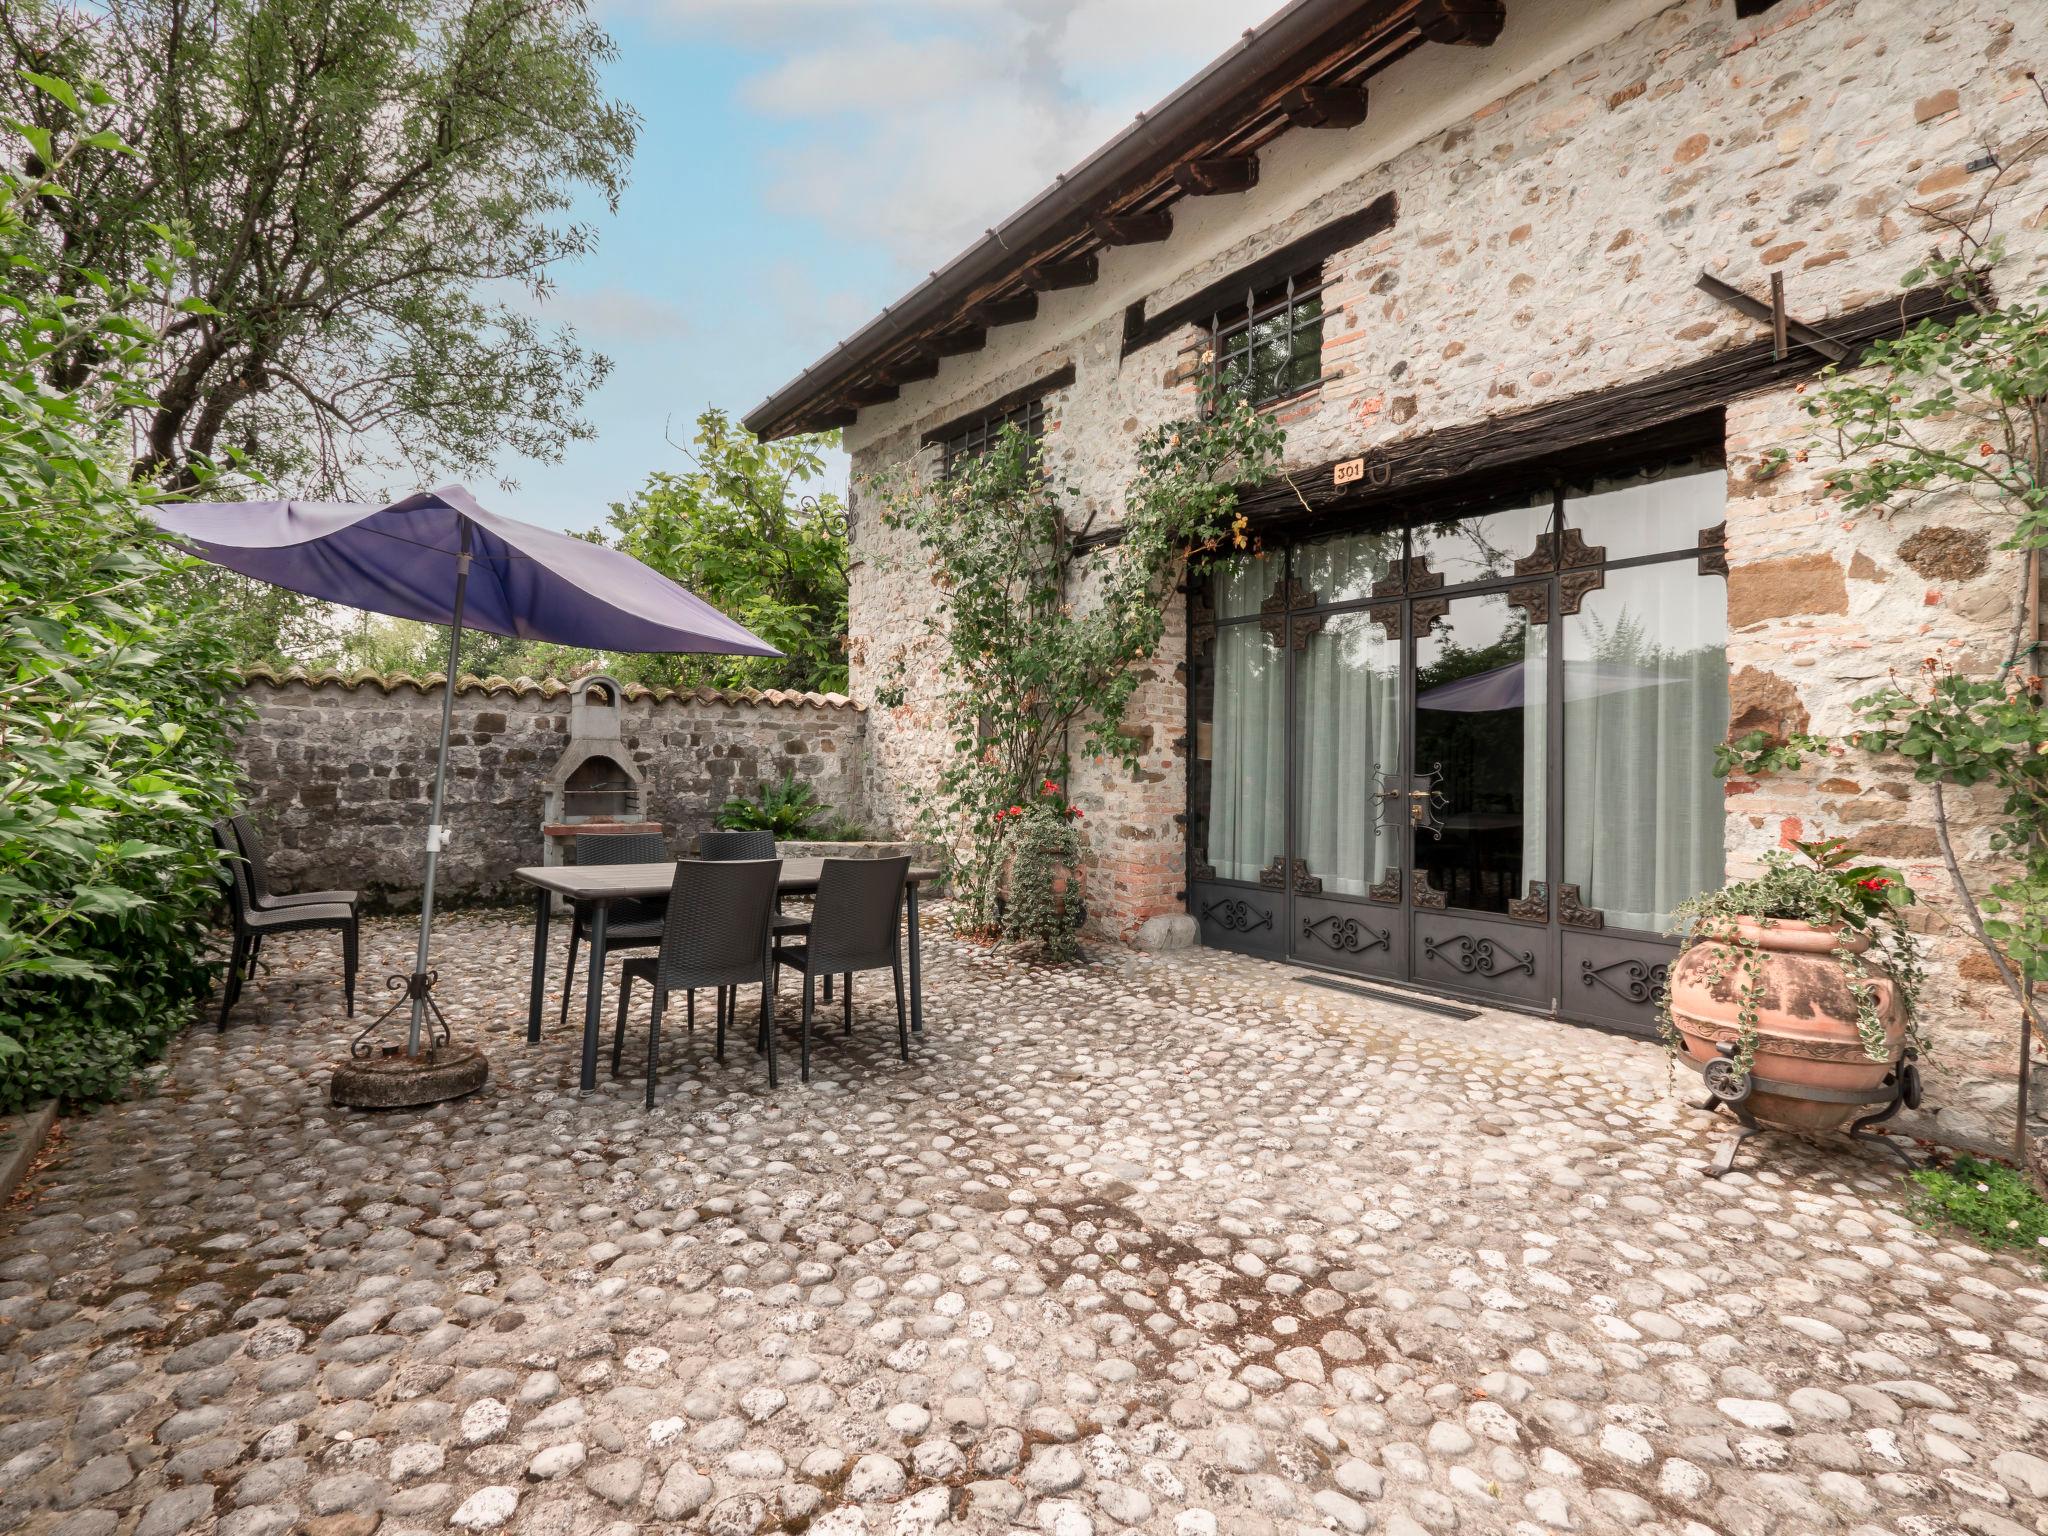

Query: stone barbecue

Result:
[540,676,652,889]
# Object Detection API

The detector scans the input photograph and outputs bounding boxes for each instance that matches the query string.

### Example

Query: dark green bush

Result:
[0,76,247,1111]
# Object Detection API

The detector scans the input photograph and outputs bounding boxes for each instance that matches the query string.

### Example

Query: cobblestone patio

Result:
[2,913,2045,1536]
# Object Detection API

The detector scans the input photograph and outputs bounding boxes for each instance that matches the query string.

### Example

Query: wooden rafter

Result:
[1174,156,1261,195]
[1094,212,1174,245]
[1281,84,1368,128]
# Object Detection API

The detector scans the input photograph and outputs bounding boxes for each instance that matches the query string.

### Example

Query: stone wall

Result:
[841,0,2046,1146]
[233,670,865,909]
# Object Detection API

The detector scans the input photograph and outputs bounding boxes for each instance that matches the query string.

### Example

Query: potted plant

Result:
[1663,837,1927,1133]
[997,780,1087,959]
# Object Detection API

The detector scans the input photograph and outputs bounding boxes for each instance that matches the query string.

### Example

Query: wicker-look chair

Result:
[612,858,782,1104]
[213,820,357,1029]
[695,829,774,860]
[558,830,670,1028]
[772,856,910,1083]
[229,814,358,911]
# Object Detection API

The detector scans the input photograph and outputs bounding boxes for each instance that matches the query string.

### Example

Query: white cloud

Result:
[540,285,692,343]
[616,0,1274,271]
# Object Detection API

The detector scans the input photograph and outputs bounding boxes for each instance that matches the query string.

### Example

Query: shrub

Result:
[716,775,826,838]
[0,76,248,1110]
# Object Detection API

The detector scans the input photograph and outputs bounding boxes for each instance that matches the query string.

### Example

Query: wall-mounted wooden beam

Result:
[1415,0,1506,46]
[967,293,1038,329]
[845,382,899,408]
[807,408,859,431]
[1094,212,1173,246]
[1281,85,1368,129]
[1022,254,1099,292]
[881,353,941,386]
[928,327,988,357]
[1173,157,1259,196]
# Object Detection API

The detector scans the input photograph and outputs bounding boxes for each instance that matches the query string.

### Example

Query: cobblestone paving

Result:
[2,913,2046,1536]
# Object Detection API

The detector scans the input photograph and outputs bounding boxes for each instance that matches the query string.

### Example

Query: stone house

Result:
[744,0,2045,1146]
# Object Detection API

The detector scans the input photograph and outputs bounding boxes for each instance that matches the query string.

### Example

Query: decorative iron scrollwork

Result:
[1291,857,1323,895]
[1258,855,1287,889]
[1411,596,1449,637]
[1259,575,1314,649]
[1372,556,1444,598]
[1367,602,1402,641]
[1377,765,1446,838]
[1513,527,1603,576]
[1291,613,1326,651]
[1505,581,1550,624]
[1507,880,1549,924]
[1558,883,1605,930]
[1300,913,1391,955]
[1698,521,1728,578]
[1422,933,1536,978]
[1189,854,1217,882]
[1580,955,1668,1004]
[1367,870,1402,905]
[1411,869,1447,910]
[1559,567,1604,616]
[1200,897,1274,934]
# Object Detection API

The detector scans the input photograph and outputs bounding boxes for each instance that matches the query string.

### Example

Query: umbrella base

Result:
[330,1044,489,1109]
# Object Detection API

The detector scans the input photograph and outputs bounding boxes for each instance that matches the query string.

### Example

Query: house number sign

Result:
[1333,457,1365,486]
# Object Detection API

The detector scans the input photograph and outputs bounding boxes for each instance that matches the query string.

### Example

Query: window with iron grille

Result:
[940,393,1048,479]
[1210,267,1326,405]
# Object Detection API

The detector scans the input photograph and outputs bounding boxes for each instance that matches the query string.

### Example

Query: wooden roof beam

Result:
[1280,84,1368,129]
[1415,0,1506,46]
[881,352,940,386]
[928,326,989,357]
[1173,156,1259,196]
[1094,212,1173,246]
[1022,253,1100,292]
[845,381,899,408]
[966,292,1038,329]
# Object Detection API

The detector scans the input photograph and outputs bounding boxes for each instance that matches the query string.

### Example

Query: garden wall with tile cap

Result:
[843,0,2048,1149]
[232,669,866,910]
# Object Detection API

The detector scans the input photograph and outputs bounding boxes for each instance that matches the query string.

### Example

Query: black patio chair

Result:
[230,814,358,911]
[611,858,782,1104]
[771,856,910,1083]
[213,820,356,1029]
[559,830,670,1028]
[229,814,358,977]
[696,829,774,861]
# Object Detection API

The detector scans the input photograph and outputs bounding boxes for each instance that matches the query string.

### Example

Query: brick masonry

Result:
[232,670,865,909]
[840,0,2048,1146]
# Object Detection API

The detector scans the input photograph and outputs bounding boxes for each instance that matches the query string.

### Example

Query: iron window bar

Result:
[1210,266,1327,407]
[941,394,1049,480]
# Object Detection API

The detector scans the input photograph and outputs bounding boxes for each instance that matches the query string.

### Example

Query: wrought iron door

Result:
[1189,460,1728,1039]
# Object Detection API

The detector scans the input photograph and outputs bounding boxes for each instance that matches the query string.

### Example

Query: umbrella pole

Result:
[407,528,472,1056]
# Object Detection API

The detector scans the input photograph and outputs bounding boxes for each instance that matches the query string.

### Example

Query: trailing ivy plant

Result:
[0,74,250,1110]
[1660,837,1924,1082]
[1768,82,2048,1147]
[878,381,1284,935]
[1712,728,1832,780]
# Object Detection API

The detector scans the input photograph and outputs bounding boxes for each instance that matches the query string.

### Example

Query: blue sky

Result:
[497,0,1270,533]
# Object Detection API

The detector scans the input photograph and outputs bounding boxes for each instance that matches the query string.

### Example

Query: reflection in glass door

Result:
[1411,591,1545,916]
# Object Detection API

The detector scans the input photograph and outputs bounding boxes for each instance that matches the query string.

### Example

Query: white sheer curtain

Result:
[1560,564,1728,931]
[1206,622,1286,882]
[1295,614,1399,896]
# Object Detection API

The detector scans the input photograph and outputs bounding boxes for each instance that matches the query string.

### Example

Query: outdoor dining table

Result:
[514,859,941,1091]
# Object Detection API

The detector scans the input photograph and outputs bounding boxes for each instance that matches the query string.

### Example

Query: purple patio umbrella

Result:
[152,485,779,1072]
[1417,658,1677,713]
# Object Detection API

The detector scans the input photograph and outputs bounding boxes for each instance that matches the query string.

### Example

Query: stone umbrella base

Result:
[330,1045,489,1108]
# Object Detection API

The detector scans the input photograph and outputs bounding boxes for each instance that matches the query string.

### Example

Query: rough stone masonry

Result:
[837,0,2048,1149]
[232,670,866,909]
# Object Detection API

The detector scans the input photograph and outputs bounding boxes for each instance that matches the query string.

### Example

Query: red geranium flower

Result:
[1858,876,1891,891]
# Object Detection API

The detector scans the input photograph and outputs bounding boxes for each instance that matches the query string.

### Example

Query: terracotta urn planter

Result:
[1667,918,1907,1133]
